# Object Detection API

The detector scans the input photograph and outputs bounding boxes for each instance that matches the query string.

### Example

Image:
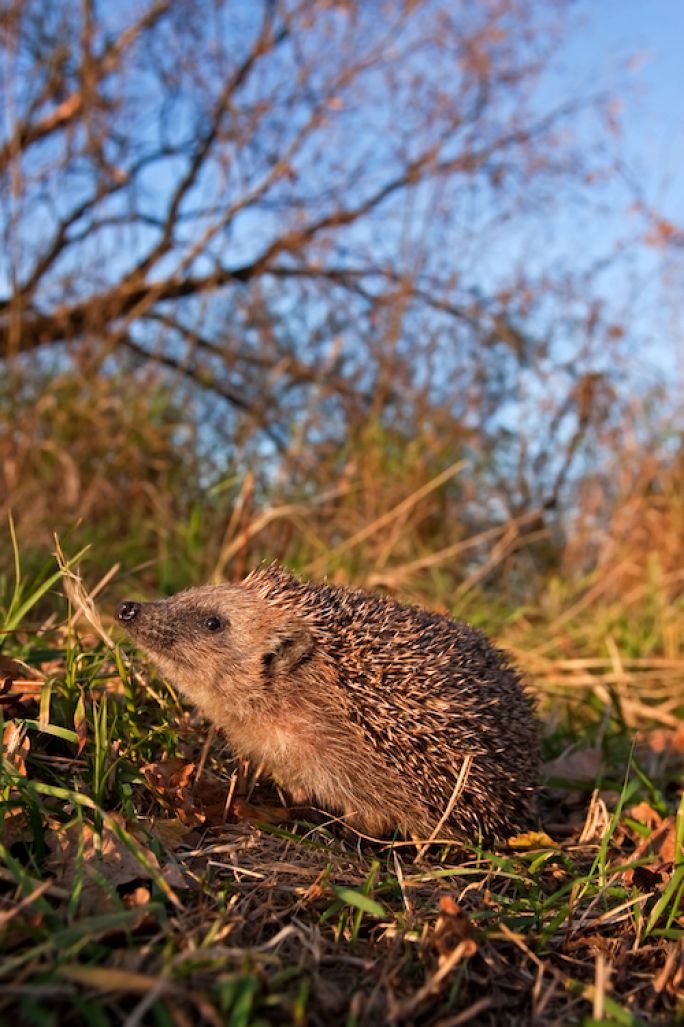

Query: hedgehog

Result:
[116,564,539,842]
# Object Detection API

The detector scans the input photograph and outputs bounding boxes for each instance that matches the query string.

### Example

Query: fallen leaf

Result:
[159,861,188,889]
[230,797,290,826]
[631,865,663,892]
[152,817,195,850]
[142,759,203,824]
[628,802,663,831]
[0,654,30,683]
[141,759,284,828]
[1,807,33,849]
[2,721,30,775]
[49,817,159,891]
[46,816,179,915]
[0,657,42,719]
[644,725,684,756]
[433,895,477,963]
[121,885,158,930]
[542,748,602,783]
[623,816,683,888]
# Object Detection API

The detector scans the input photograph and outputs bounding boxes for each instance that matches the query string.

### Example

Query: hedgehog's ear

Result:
[263,620,313,677]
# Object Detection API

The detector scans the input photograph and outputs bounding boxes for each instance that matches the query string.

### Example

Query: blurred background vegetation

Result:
[1,0,683,658]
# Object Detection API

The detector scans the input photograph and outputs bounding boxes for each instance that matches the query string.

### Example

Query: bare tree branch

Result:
[0,0,172,173]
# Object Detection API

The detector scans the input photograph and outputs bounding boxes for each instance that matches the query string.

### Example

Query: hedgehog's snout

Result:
[115,598,180,652]
[116,600,140,623]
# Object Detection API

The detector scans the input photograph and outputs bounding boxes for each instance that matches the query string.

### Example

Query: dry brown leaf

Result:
[2,721,30,775]
[0,656,42,720]
[630,865,664,892]
[160,861,193,891]
[1,807,33,849]
[142,758,203,824]
[141,758,284,828]
[142,756,194,791]
[194,776,235,826]
[49,818,157,889]
[47,817,166,915]
[122,884,150,907]
[152,817,195,850]
[433,895,477,963]
[0,654,31,682]
[121,885,159,930]
[644,725,684,756]
[628,802,663,831]
[623,816,683,888]
[230,797,290,827]
[542,747,602,783]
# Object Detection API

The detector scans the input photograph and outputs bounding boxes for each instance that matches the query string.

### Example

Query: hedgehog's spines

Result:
[243,563,539,840]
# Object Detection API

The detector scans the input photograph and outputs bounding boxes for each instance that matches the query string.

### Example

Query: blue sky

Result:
[555,2,684,389]
[581,0,684,219]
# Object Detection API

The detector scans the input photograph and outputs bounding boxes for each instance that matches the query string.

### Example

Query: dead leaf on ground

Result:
[433,895,477,964]
[628,802,663,831]
[543,794,589,838]
[1,807,33,849]
[152,817,195,850]
[142,757,289,828]
[0,654,27,682]
[142,758,203,824]
[121,885,158,930]
[0,654,43,720]
[47,816,173,916]
[2,720,30,775]
[623,816,683,890]
[641,724,684,757]
[231,797,290,827]
[542,747,602,783]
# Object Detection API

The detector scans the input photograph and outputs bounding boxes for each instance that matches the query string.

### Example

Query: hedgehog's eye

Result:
[203,615,224,632]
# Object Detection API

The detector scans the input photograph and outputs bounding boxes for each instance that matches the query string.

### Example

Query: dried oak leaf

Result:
[0,654,26,682]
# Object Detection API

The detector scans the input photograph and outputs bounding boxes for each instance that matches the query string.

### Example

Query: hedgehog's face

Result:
[115,584,313,718]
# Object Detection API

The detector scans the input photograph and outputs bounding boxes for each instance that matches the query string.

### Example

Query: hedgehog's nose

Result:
[116,600,141,623]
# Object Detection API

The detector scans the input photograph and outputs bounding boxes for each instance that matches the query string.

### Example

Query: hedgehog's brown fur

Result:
[116,564,539,841]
